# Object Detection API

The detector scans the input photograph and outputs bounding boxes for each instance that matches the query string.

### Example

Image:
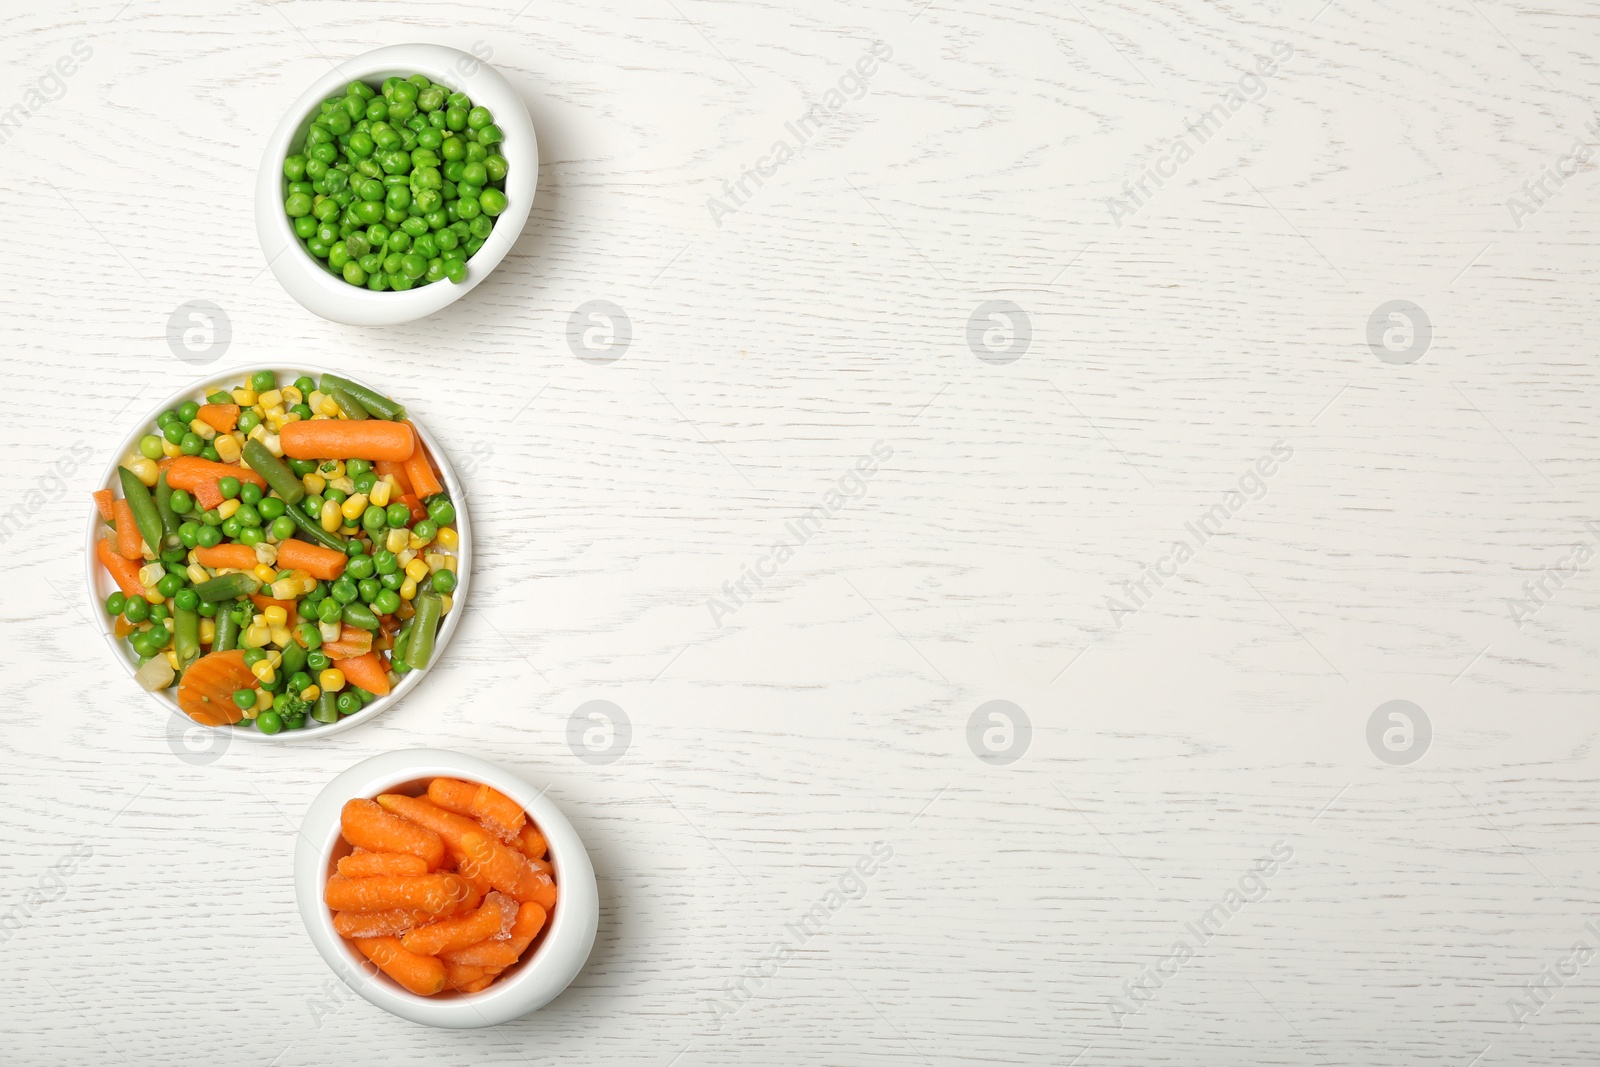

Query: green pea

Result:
[197,599,218,618]
[149,603,169,623]
[271,516,296,540]
[373,550,398,575]
[443,258,467,284]
[179,433,203,456]
[257,497,286,520]
[285,192,313,217]
[307,650,331,671]
[106,592,127,616]
[220,517,242,539]
[412,520,437,542]
[155,572,183,598]
[238,527,265,547]
[380,571,404,591]
[177,521,200,548]
[361,505,386,534]
[358,577,381,603]
[172,587,199,612]
[374,589,401,614]
[256,710,282,734]
[330,578,358,605]
[196,524,222,548]
[337,692,362,715]
[240,483,262,506]
[250,370,276,392]
[386,503,410,527]
[233,687,257,710]
[218,476,241,500]
[169,489,193,515]
[430,568,457,595]
[242,648,267,668]
[427,498,455,525]
[123,596,149,624]
[139,434,164,460]
[346,554,375,580]
[289,458,317,477]
[163,422,186,445]
[234,504,261,528]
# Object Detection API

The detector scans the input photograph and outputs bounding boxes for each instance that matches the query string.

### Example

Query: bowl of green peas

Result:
[85,365,473,741]
[256,44,538,326]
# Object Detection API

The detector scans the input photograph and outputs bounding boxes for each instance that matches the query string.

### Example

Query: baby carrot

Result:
[325,872,470,913]
[400,422,444,498]
[280,420,415,462]
[196,403,239,432]
[353,936,447,997]
[459,975,497,993]
[338,851,429,878]
[194,543,259,571]
[167,456,266,494]
[400,891,518,957]
[441,901,547,968]
[373,460,413,498]
[442,961,487,991]
[460,830,555,908]
[96,537,146,598]
[334,651,391,697]
[374,793,484,852]
[425,777,477,817]
[276,537,348,580]
[92,488,114,521]
[341,798,445,869]
[113,499,143,559]
[332,908,437,939]
[513,824,548,861]
[470,783,526,842]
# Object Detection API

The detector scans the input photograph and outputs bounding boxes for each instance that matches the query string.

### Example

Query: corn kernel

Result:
[301,684,320,701]
[166,649,181,670]
[320,499,342,533]
[266,650,283,668]
[320,669,345,692]
[436,527,459,551]
[254,688,272,711]
[138,562,165,587]
[251,661,276,685]
[243,623,270,648]
[128,457,160,486]
[320,395,341,417]
[319,619,342,642]
[214,434,242,463]
[253,563,277,583]
[247,423,267,442]
[257,389,283,408]
[270,625,292,648]
[303,472,327,495]
[330,475,355,495]
[217,499,241,520]
[232,387,256,405]
[368,479,392,508]
[263,605,288,627]
[424,553,447,574]
[265,411,290,432]
[399,576,417,601]
[385,528,409,553]
[404,559,429,582]
[270,578,298,600]
[281,386,303,405]
[187,563,209,585]
[199,618,217,645]
[340,493,368,521]
[407,533,427,551]
[143,586,165,605]
[263,433,283,458]
[255,541,278,565]
[438,594,453,614]
[189,418,217,441]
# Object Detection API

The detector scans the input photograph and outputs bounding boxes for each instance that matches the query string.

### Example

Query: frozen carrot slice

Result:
[401,891,518,957]
[441,901,547,968]
[353,936,446,996]
[325,873,469,914]
[470,783,526,842]
[332,908,437,939]
[341,798,445,869]
[338,851,429,878]
[426,777,477,816]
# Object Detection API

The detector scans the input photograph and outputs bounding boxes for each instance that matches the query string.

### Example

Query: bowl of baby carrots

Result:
[84,364,472,741]
[296,749,599,1027]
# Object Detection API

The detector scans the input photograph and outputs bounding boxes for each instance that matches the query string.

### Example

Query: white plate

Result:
[83,363,472,742]
[255,43,539,326]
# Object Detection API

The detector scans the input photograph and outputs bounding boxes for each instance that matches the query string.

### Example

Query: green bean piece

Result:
[213,603,240,652]
[281,639,308,679]
[318,374,405,421]
[173,607,201,668]
[153,472,182,550]
[241,439,306,506]
[341,601,380,631]
[285,498,348,552]
[117,467,165,559]
[194,573,261,603]
[311,691,341,723]
[406,592,443,670]
[329,387,370,420]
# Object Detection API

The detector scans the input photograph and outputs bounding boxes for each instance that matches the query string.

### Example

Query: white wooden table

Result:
[3,0,1598,1063]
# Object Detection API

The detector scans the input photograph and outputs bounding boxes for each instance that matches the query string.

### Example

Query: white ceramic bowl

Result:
[295,750,599,1028]
[83,363,472,742]
[255,44,539,326]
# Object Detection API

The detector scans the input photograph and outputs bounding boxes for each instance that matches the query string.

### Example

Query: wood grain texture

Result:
[2,0,1598,1063]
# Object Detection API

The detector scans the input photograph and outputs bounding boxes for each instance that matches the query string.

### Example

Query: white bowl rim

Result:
[294,749,599,1028]
[254,43,539,327]
[82,362,472,743]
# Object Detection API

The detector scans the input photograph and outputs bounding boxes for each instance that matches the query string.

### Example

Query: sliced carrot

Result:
[113,499,143,559]
[191,480,223,511]
[322,625,373,659]
[280,420,415,462]
[459,830,555,908]
[335,651,391,697]
[400,891,518,957]
[92,488,114,521]
[167,456,265,494]
[338,851,429,878]
[96,536,146,598]
[332,908,436,939]
[401,422,444,498]
[277,537,348,580]
[352,936,447,996]
[374,460,413,498]
[513,824,548,862]
[196,403,239,432]
[400,493,427,524]
[113,614,138,638]
[374,794,484,852]
[426,777,478,817]
[470,783,526,842]
[250,593,299,627]
[340,798,445,869]
[175,648,254,726]
[441,901,547,968]
[194,544,258,571]
[325,872,469,913]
